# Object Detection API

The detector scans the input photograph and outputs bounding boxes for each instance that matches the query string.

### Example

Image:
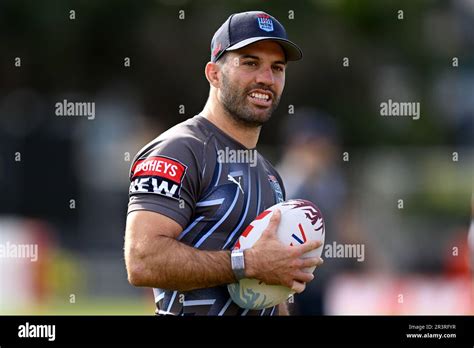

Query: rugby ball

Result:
[227,199,325,310]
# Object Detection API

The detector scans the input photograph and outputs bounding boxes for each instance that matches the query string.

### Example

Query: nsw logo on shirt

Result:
[129,156,187,200]
[268,175,284,203]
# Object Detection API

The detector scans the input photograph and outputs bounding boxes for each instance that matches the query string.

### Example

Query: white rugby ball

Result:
[227,199,325,310]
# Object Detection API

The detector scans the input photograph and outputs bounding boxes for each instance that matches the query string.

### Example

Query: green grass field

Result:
[3,297,152,315]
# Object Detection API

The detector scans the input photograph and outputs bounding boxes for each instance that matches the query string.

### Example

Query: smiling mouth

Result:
[249,92,270,101]
[247,90,273,107]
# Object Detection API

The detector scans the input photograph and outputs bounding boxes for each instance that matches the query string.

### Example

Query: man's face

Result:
[218,40,286,127]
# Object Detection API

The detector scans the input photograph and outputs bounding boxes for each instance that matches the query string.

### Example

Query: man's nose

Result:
[255,66,274,86]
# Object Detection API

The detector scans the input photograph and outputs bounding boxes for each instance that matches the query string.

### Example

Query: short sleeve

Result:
[127,136,204,229]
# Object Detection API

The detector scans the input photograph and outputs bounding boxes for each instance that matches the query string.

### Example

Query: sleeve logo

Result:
[129,156,187,200]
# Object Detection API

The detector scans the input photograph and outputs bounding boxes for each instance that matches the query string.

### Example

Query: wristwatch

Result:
[231,249,246,281]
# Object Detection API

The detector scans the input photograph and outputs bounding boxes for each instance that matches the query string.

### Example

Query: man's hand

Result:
[244,209,324,293]
[125,209,323,294]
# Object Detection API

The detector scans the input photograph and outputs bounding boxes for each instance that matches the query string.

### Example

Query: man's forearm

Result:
[129,235,237,291]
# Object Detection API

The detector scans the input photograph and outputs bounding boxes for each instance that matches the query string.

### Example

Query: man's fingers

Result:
[296,240,322,255]
[300,257,323,269]
[293,271,314,283]
[291,281,306,294]
[264,209,281,235]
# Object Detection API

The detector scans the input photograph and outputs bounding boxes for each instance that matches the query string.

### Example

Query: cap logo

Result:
[256,13,273,32]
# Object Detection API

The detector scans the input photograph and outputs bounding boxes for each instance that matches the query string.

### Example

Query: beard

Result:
[219,72,281,128]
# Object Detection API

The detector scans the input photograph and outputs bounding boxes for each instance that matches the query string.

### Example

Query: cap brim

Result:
[225,36,303,61]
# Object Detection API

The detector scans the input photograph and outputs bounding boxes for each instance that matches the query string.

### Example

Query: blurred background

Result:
[0,0,472,315]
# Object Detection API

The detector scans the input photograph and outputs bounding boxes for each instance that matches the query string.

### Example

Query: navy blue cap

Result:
[210,11,303,63]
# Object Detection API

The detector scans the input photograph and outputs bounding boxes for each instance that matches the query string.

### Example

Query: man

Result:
[125,11,323,316]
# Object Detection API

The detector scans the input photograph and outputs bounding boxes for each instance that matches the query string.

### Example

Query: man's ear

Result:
[205,62,221,88]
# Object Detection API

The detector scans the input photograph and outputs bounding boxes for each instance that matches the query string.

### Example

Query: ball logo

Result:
[228,199,325,310]
[282,200,324,235]
[290,223,308,246]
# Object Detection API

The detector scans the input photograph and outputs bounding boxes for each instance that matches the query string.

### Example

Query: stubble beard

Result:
[220,72,281,128]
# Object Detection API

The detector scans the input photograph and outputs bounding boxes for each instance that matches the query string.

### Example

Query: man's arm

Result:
[125,210,236,291]
[125,209,323,292]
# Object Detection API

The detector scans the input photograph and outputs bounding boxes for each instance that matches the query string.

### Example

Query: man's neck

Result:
[201,100,261,149]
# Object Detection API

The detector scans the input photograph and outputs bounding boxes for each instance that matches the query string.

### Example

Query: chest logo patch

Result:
[268,175,284,203]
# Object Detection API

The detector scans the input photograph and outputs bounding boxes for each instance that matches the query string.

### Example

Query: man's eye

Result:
[244,61,257,66]
[273,66,284,72]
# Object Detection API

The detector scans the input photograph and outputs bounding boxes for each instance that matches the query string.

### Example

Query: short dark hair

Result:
[216,52,229,65]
